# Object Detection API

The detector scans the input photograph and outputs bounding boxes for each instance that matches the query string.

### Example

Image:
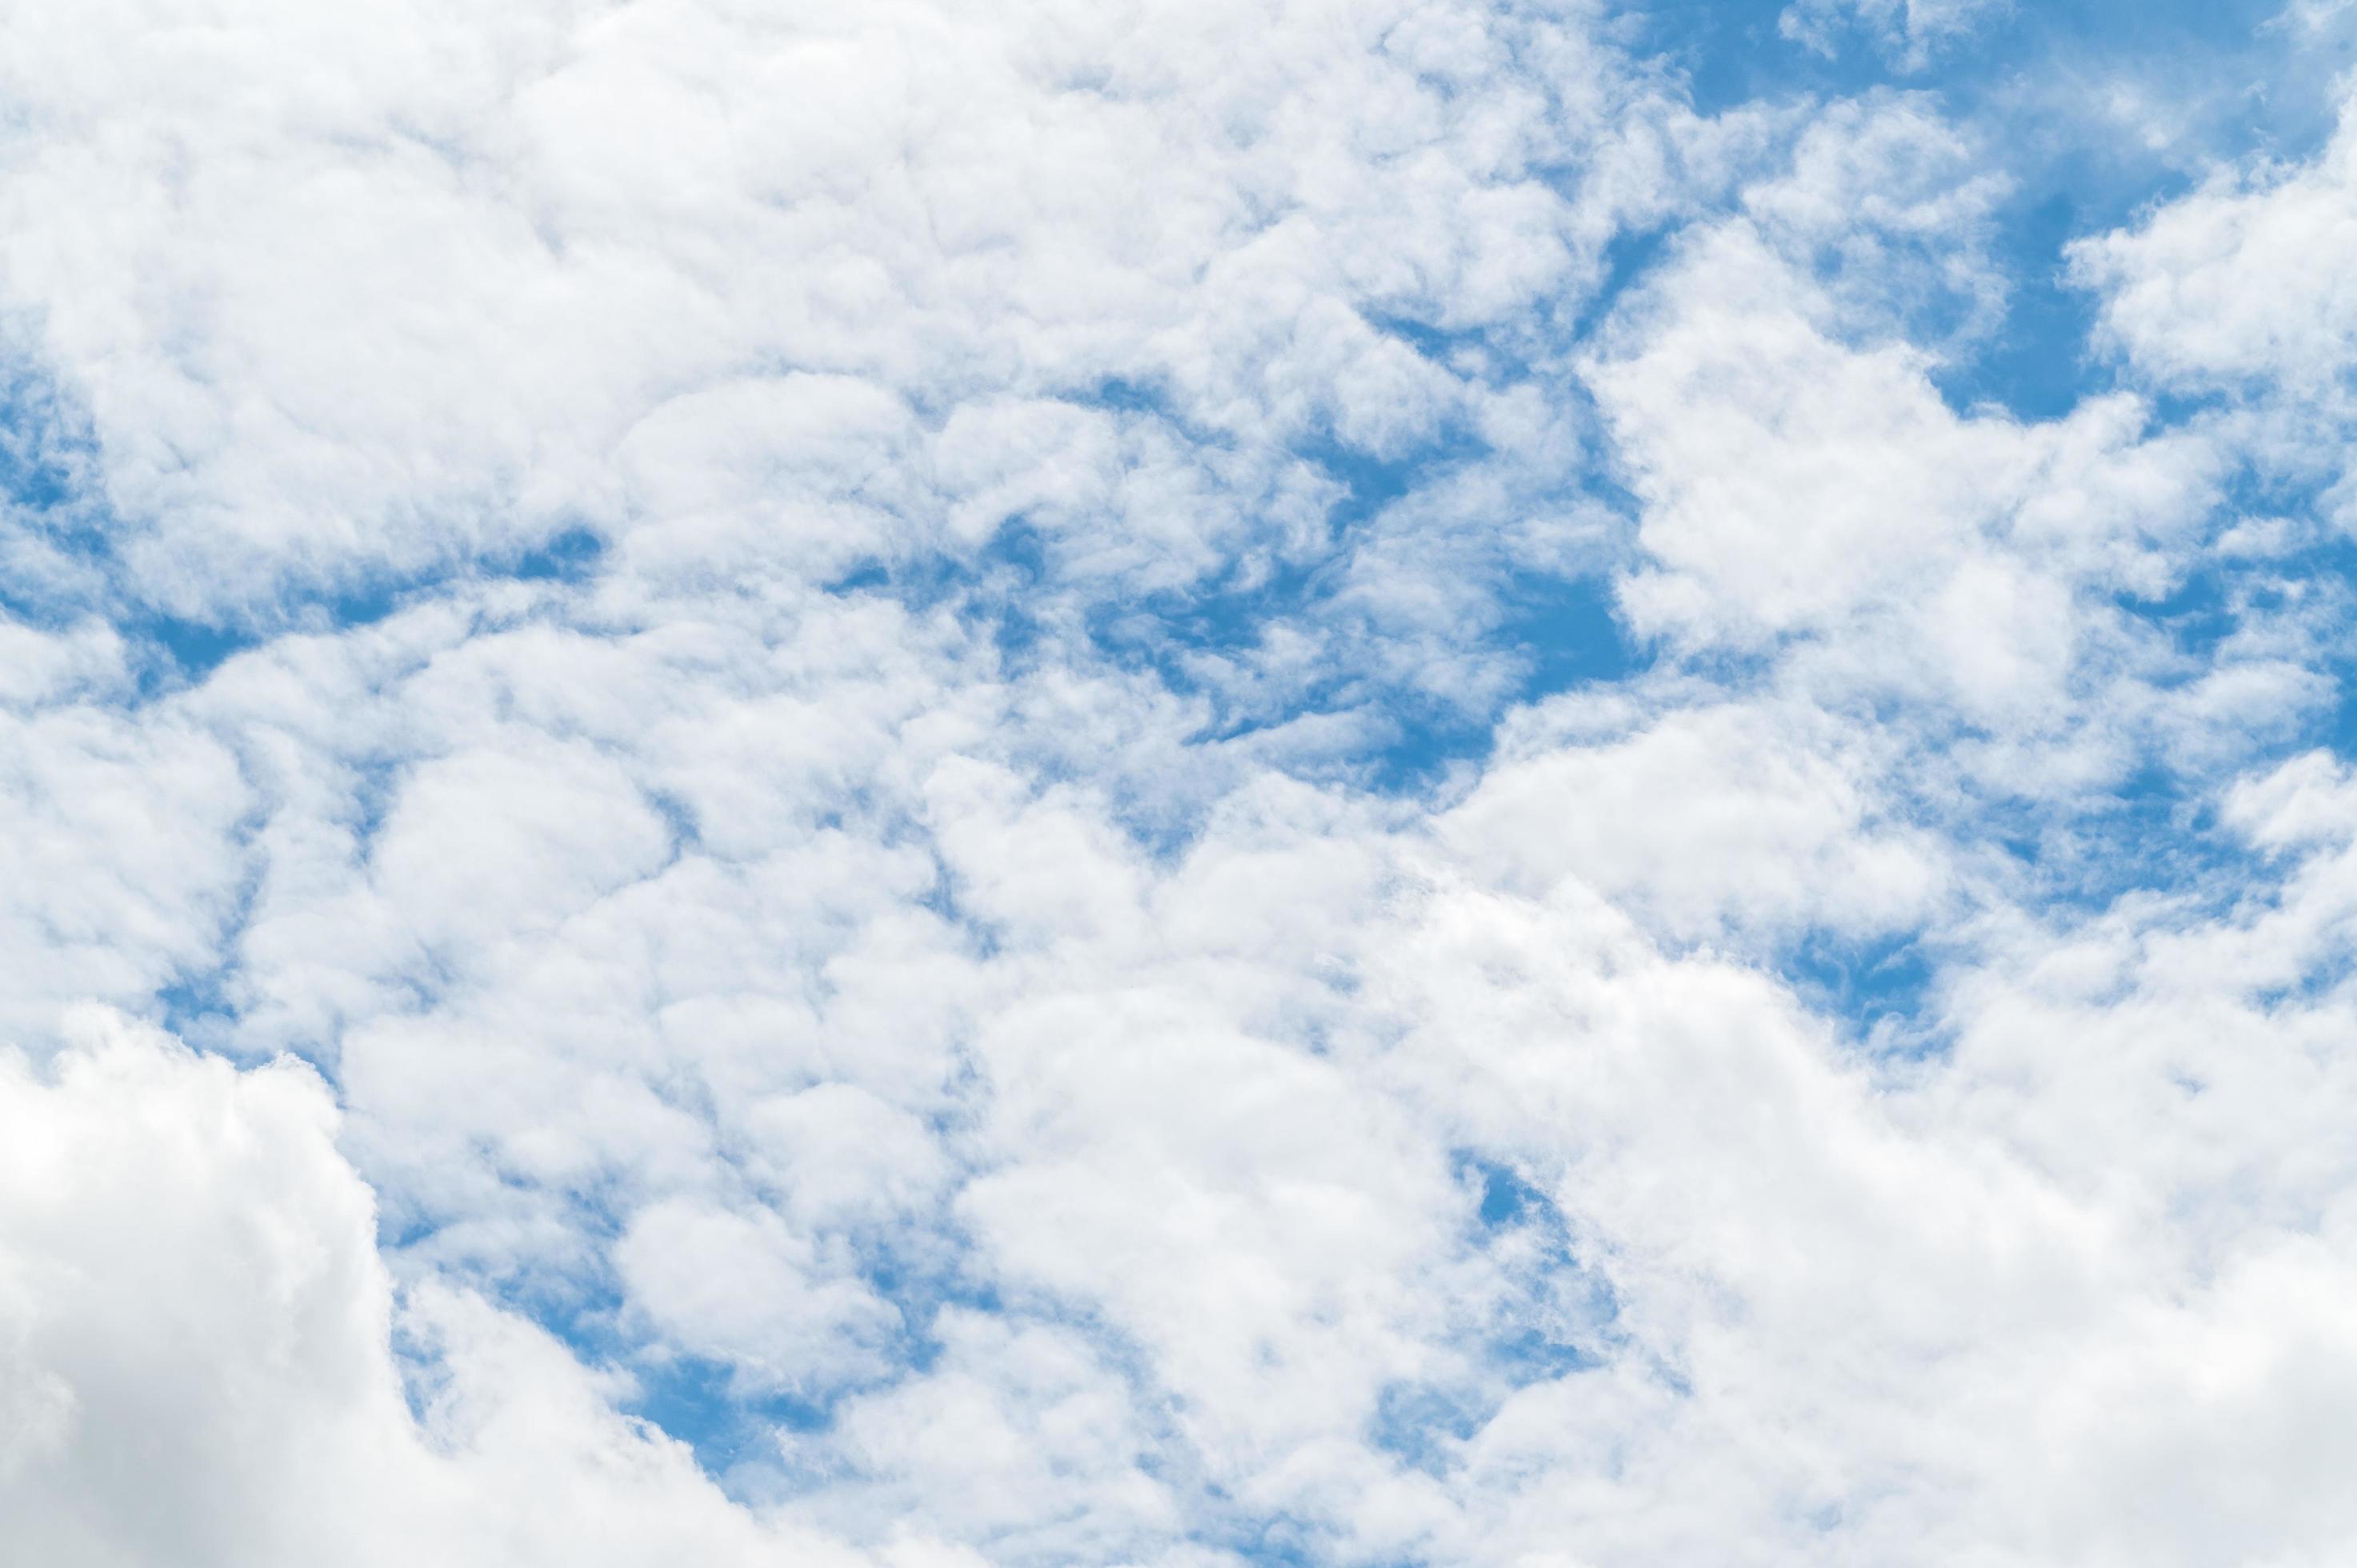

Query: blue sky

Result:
[6,1,2357,1564]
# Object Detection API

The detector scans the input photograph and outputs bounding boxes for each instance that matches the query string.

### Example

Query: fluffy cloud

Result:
[2073,102,2357,397]
[0,1009,975,1568]
[0,0,1724,622]
[7,1,2357,1566]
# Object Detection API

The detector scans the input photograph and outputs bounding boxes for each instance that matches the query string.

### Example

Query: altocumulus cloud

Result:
[5,0,2357,1564]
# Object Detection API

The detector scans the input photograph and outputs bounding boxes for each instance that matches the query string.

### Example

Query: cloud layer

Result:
[6,1,2357,1564]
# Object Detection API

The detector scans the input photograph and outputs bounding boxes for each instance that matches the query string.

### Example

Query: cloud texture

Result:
[5,1,2357,1564]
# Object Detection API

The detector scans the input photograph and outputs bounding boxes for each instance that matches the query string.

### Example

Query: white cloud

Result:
[0,0,1711,620]
[793,1308,1183,1561]
[0,1007,955,1568]
[1442,698,1946,942]
[8,4,2357,1566]
[2073,101,2357,397]
[0,677,250,1044]
[616,1198,900,1393]
[1779,0,2011,70]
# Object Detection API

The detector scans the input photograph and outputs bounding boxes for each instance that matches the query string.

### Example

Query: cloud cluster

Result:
[0,1009,981,1568]
[6,1,2357,1565]
[0,0,1734,624]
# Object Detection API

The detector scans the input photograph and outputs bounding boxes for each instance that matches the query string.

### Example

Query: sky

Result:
[6,0,2357,1563]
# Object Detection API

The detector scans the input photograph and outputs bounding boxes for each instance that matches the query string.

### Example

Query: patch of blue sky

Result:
[622,1356,831,1482]
[1370,1380,1493,1479]
[1467,1154,1545,1230]
[0,362,115,624]
[0,368,90,520]
[1929,184,2103,422]
[137,575,435,689]
[1788,928,1943,1056]
[1364,1158,1620,1479]
[1465,1160,1621,1342]
[154,891,261,1054]
[143,525,612,690]
[1576,226,1680,340]
[1643,0,1892,117]
[1957,774,2272,962]
[1493,570,1644,702]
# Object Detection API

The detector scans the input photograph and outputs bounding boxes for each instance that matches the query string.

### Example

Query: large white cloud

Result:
[2074,101,2357,398]
[0,1008,987,1568]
